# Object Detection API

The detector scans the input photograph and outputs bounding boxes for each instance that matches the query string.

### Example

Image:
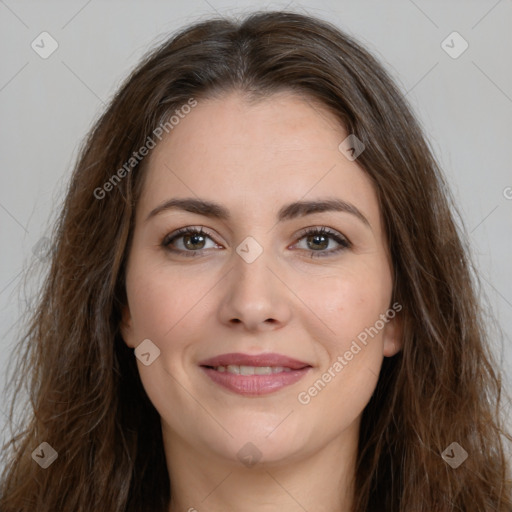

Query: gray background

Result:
[1,0,511,443]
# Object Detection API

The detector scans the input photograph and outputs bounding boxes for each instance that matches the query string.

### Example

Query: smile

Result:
[198,352,312,396]
[212,365,292,374]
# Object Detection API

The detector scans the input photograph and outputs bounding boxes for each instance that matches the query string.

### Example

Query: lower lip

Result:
[200,367,311,396]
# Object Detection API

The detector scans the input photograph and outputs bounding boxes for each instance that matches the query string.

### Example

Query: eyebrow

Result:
[145,197,372,230]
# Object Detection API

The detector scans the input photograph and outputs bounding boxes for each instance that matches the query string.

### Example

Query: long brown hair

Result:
[1,9,510,512]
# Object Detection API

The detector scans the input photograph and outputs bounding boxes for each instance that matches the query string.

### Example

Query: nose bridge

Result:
[217,233,291,329]
[232,234,274,297]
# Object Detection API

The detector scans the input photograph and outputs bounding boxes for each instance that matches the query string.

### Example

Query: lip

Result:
[198,352,310,370]
[198,352,312,396]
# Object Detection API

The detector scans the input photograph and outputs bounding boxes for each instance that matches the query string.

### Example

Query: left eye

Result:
[162,226,351,258]
[292,227,351,258]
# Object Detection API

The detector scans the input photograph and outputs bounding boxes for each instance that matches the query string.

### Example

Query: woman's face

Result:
[121,90,402,467]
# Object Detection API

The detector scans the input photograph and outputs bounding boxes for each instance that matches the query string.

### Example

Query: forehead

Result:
[138,91,381,231]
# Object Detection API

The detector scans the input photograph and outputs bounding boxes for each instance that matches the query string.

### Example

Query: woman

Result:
[1,9,510,512]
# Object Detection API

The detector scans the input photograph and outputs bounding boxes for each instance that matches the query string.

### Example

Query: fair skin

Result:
[121,90,402,512]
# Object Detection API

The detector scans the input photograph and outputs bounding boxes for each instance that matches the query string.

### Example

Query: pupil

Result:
[310,234,327,250]
[186,234,204,250]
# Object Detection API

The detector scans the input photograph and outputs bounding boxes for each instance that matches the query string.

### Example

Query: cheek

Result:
[126,256,204,341]
[293,260,392,418]
[126,276,171,341]
[124,263,210,422]
[297,258,392,349]
[295,298,386,430]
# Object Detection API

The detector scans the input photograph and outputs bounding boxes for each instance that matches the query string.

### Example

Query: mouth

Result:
[198,352,312,396]
[207,365,296,375]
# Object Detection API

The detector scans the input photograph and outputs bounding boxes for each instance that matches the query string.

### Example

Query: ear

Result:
[382,308,403,357]
[120,303,136,349]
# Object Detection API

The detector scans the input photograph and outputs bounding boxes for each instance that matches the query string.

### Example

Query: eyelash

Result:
[161,226,351,259]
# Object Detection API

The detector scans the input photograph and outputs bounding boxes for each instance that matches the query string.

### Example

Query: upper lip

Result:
[199,352,311,370]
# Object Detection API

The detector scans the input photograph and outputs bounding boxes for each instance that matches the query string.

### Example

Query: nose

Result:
[216,241,292,332]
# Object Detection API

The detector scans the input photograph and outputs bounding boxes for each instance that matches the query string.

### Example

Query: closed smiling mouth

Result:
[198,352,312,396]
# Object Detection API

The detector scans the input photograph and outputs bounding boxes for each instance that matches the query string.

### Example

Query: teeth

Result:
[213,365,292,375]
[254,366,272,375]
[239,365,255,375]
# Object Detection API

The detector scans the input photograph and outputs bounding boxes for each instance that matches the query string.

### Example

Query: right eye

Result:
[161,226,222,257]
